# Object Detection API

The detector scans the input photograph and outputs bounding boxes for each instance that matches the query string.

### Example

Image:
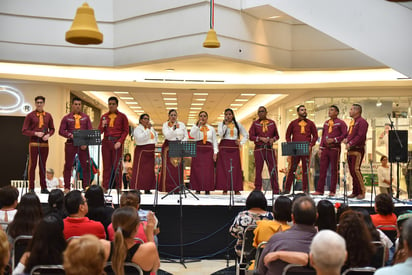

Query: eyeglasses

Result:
[141,117,149,120]
[35,101,44,104]
[258,110,266,113]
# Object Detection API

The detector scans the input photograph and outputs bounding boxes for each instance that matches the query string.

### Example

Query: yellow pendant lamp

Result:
[203,0,220,48]
[65,2,103,45]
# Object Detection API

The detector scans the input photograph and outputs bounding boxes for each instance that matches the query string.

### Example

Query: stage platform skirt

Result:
[130,143,156,190]
[190,141,215,191]
[215,139,243,191]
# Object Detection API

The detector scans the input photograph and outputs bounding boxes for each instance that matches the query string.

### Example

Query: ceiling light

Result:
[120,97,134,100]
[190,107,201,110]
[129,106,142,109]
[376,99,382,107]
[165,102,177,105]
[193,93,208,96]
[268,15,281,19]
[231,104,242,106]
[166,107,177,110]
[165,68,175,72]
[125,102,138,105]
[240,93,256,96]
[203,0,220,48]
[195,98,206,101]
[162,92,176,95]
[163,98,177,100]
[235,99,248,102]
[114,91,129,94]
[191,103,204,106]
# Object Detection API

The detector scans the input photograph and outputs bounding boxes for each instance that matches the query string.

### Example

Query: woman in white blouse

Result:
[189,111,218,195]
[216,108,249,195]
[378,155,392,194]
[131,113,158,194]
[160,109,188,192]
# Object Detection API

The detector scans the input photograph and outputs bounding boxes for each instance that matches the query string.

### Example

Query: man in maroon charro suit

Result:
[98,96,129,191]
[22,96,55,193]
[59,97,93,192]
[249,106,280,193]
[284,105,318,193]
[312,105,347,196]
[343,103,369,199]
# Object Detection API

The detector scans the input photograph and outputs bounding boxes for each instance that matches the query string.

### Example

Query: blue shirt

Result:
[375,257,412,275]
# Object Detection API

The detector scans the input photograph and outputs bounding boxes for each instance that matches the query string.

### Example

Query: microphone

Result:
[102,116,107,128]
[173,123,177,130]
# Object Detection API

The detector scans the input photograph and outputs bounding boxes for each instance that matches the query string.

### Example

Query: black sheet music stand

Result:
[281,142,310,195]
[73,130,102,186]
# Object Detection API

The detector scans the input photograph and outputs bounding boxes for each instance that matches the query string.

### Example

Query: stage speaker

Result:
[389,130,408,163]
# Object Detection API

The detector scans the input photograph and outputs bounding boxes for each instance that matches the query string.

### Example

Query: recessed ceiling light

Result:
[165,102,177,105]
[166,107,177,110]
[134,110,144,113]
[114,91,129,94]
[231,108,238,110]
[162,92,176,95]
[240,93,256,96]
[195,98,206,101]
[189,111,198,113]
[120,97,134,100]
[231,104,242,106]
[268,15,281,19]
[235,99,248,102]
[165,68,175,72]
[163,98,177,100]
[129,106,142,109]
[190,107,201,110]
[193,93,208,96]
[125,102,138,105]
[191,103,204,106]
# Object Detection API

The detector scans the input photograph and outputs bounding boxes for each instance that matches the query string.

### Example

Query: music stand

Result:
[73,130,102,186]
[161,141,199,268]
[281,142,310,195]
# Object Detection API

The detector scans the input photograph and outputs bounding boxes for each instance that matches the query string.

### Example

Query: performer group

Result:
[23,95,369,199]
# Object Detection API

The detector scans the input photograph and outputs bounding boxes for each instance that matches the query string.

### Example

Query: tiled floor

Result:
[160,259,235,275]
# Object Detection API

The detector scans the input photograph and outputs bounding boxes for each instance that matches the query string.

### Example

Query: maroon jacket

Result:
[320,118,347,149]
[285,118,318,147]
[347,116,368,148]
[249,119,279,146]
[98,110,129,144]
[59,112,93,141]
[22,110,55,142]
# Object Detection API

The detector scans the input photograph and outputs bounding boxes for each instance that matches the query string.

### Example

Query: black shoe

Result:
[144,190,152,194]
[196,191,201,194]
[29,188,35,193]
[40,189,50,194]
[205,191,210,195]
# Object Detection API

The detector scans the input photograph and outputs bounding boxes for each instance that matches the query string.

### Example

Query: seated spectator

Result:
[85,185,114,236]
[0,185,19,231]
[13,214,66,275]
[259,196,317,275]
[310,230,347,275]
[45,189,67,219]
[337,210,375,269]
[107,191,159,243]
[316,199,337,231]
[371,193,397,230]
[7,193,43,244]
[392,211,412,264]
[45,168,63,189]
[229,190,274,256]
[101,207,160,275]
[253,195,292,247]
[375,218,412,275]
[64,234,106,275]
[0,230,9,275]
[63,190,106,240]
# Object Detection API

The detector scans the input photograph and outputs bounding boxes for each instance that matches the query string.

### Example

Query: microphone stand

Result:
[369,160,376,207]
[108,153,122,204]
[386,114,403,202]
[22,154,29,195]
[343,158,348,206]
[228,159,234,207]
[153,157,162,209]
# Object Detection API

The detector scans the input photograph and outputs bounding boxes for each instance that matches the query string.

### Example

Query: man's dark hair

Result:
[0,185,19,207]
[72,96,82,104]
[34,96,45,102]
[297,105,305,112]
[292,196,317,225]
[352,103,362,114]
[108,96,119,105]
[330,105,340,114]
[64,190,85,215]
[375,193,394,215]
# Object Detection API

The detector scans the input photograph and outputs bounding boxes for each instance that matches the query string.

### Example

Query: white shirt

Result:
[378,165,390,188]
[133,124,158,146]
[162,121,188,141]
[46,177,61,189]
[217,121,249,145]
[190,124,219,154]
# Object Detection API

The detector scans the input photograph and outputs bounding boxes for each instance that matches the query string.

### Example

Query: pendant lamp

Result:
[66,2,103,45]
[203,0,220,48]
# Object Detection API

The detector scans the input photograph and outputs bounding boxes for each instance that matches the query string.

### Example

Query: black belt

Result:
[255,145,273,149]
[106,136,120,141]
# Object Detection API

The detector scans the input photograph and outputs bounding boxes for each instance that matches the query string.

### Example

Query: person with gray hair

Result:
[375,218,412,274]
[310,230,347,275]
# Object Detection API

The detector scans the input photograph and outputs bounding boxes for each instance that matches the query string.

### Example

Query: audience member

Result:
[259,196,317,275]
[45,168,63,189]
[375,218,412,275]
[229,190,274,256]
[64,234,106,275]
[13,214,66,275]
[122,153,133,189]
[316,199,337,231]
[253,196,292,247]
[107,191,159,243]
[63,190,106,240]
[7,193,43,243]
[337,210,375,269]
[371,193,397,230]
[392,211,412,264]
[101,207,160,275]
[0,230,9,275]
[85,185,114,236]
[0,185,19,231]
[45,189,67,219]
[310,230,347,275]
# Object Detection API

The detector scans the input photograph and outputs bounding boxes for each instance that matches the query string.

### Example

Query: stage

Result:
[15,187,412,260]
